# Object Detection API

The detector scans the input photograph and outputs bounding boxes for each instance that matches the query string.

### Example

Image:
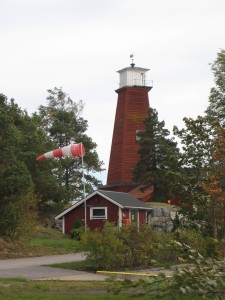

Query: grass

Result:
[49,259,96,271]
[0,226,84,259]
[29,225,83,255]
[0,278,202,300]
[30,237,81,255]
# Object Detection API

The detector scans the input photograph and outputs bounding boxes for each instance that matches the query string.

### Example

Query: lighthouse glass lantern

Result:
[118,65,151,88]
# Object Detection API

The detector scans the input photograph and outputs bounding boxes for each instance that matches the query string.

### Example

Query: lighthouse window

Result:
[136,130,141,142]
[90,207,107,219]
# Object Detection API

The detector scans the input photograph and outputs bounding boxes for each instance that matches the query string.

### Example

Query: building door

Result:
[130,210,138,223]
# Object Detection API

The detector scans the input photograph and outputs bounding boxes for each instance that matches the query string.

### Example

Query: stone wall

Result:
[149,207,176,232]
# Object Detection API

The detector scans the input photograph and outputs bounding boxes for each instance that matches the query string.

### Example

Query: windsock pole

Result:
[81,154,87,231]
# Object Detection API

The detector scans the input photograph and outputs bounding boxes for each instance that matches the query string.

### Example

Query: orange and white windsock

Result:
[36,143,85,161]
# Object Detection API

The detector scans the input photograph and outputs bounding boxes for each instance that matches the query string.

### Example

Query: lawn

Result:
[0,278,202,300]
[0,226,83,259]
[30,236,81,255]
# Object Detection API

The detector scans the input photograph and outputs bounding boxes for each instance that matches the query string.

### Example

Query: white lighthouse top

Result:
[117,64,151,88]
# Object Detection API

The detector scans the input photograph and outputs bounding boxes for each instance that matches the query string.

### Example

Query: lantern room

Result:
[117,64,152,88]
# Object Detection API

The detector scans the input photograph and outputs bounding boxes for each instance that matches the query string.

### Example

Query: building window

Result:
[136,130,141,142]
[90,207,108,220]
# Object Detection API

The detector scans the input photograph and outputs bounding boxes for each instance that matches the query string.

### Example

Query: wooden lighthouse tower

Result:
[106,58,152,196]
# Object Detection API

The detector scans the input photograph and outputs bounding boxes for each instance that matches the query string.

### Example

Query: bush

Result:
[173,228,221,258]
[81,223,178,270]
[110,242,225,299]
[81,222,221,271]
[117,224,149,267]
[81,222,126,270]
[70,218,85,240]
[71,227,85,240]
[148,231,179,267]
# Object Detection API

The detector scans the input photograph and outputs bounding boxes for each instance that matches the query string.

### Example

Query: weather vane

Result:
[130,53,135,67]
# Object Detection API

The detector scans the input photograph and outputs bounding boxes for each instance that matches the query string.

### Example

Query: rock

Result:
[149,207,174,232]
[151,207,163,217]
[162,207,170,217]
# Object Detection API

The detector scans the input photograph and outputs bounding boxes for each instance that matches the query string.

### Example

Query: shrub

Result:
[173,228,221,258]
[81,222,126,270]
[81,223,177,270]
[81,222,221,271]
[70,227,85,240]
[73,218,83,229]
[70,218,85,240]
[109,242,225,299]
[118,224,167,268]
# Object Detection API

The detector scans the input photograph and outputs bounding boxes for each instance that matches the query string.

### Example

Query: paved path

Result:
[0,253,180,281]
[0,253,108,281]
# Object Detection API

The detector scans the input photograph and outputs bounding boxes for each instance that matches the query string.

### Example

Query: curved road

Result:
[0,253,108,280]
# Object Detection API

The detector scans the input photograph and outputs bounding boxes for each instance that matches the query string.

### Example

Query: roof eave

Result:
[124,206,152,210]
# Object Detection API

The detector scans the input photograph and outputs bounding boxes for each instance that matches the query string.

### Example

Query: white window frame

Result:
[90,207,108,220]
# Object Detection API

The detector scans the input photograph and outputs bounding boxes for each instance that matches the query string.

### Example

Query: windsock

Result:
[36,143,85,161]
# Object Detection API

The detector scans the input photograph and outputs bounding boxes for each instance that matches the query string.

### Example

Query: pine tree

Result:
[134,107,180,202]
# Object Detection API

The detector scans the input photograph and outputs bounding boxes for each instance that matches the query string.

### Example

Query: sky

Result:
[1,0,225,184]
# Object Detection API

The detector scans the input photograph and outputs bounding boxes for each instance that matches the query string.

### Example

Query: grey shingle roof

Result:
[98,190,150,209]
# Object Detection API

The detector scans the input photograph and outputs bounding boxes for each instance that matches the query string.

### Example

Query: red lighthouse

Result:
[106,59,153,199]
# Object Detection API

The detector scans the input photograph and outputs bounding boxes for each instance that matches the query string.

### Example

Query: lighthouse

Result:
[106,58,153,197]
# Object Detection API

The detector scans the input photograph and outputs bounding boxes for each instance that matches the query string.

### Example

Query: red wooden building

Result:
[103,60,153,201]
[55,190,151,235]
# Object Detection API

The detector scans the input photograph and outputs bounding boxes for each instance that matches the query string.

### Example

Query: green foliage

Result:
[118,224,153,267]
[110,242,225,299]
[172,116,225,238]
[70,218,85,240]
[81,222,126,270]
[71,227,85,240]
[167,242,225,299]
[0,96,39,240]
[119,224,176,268]
[134,107,180,202]
[81,221,222,272]
[0,189,38,241]
[173,228,221,259]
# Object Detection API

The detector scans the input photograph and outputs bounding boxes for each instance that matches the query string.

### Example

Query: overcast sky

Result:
[1,0,224,183]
